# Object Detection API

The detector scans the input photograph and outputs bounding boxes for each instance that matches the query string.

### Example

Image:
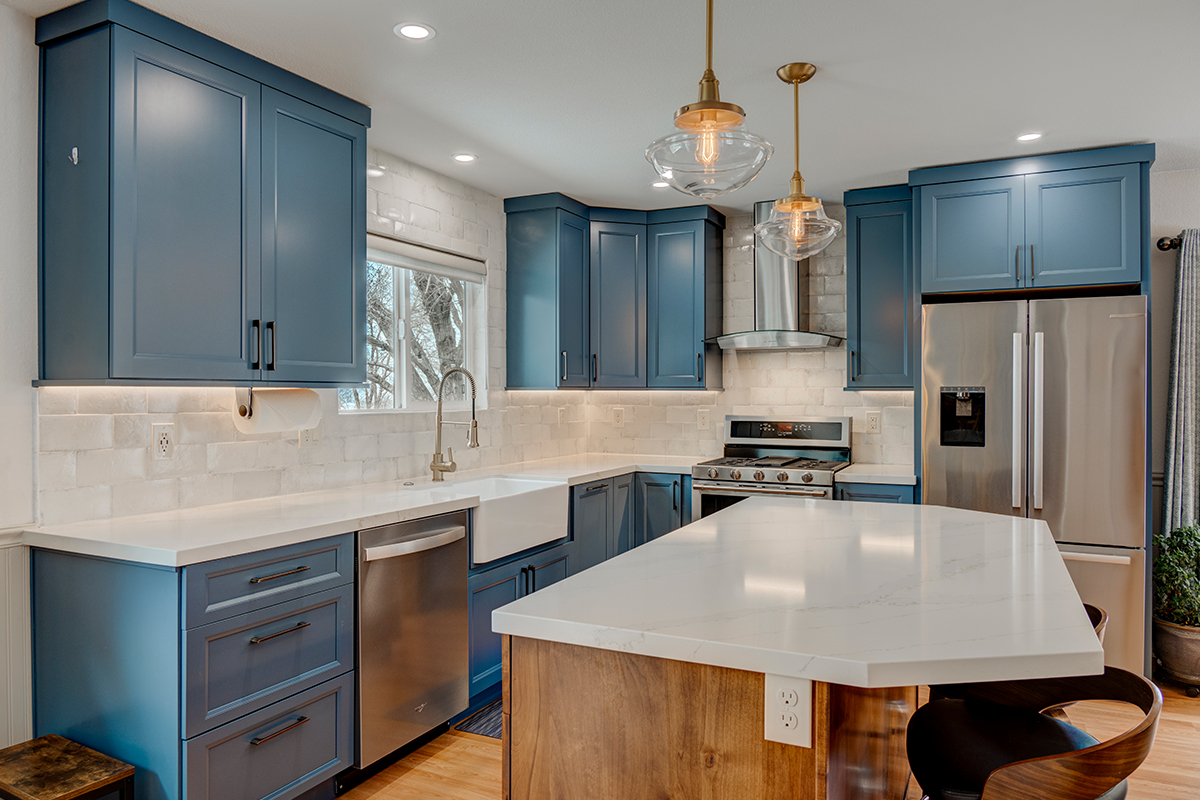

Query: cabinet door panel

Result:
[262,87,366,384]
[847,200,913,389]
[610,473,634,557]
[528,544,571,593]
[647,221,704,388]
[635,473,684,545]
[110,28,260,380]
[467,561,522,698]
[572,482,611,572]
[590,222,647,387]
[920,177,1024,294]
[558,211,592,387]
[1025,164,1141,288]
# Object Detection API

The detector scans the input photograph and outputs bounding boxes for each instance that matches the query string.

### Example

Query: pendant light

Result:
[644,0,772,200]
[754,63,841,259]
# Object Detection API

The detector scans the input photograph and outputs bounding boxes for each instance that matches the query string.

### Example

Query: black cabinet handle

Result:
[251,319,262,369]
[592,354,598,382]
[1015,245,1021,282]
[250,715,309,746]
[850,350,857,381]
[249,565,310,584]
[1029,244,1035,281]
[696,353,702,382]
[527,564,536,593]
[265,321,277,370]
[519,566,528,594]
[249,620,310,645]
[672,480,678,511]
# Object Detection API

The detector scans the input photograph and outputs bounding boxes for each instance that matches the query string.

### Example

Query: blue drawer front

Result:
[184,672,353,800]
[183,534,353,628]
[184,585,354,738]
[835,483,917,504]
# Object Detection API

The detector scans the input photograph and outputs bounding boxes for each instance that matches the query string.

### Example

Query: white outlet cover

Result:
[697,409,711,431]
[764,674,812,748]
[151,423,174,460]
[558,407,567,426]
[866,412,882,433]
[612,407,624,428]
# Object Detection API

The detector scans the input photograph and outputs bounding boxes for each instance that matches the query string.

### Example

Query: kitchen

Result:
[1,1,1199,799]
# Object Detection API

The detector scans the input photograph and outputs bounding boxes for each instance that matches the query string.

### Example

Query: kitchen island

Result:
[492,497,1104,800]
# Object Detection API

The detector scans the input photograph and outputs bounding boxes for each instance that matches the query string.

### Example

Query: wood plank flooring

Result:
[351,683,1200,800]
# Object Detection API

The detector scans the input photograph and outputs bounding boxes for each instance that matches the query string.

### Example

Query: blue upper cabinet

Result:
[36,0,370,386]
[591,220,648,388]
[919,176,1025,294]
[844,187,915,390]
[557,212,592,387]
[647,218,723,389]
[912,145,1152,295]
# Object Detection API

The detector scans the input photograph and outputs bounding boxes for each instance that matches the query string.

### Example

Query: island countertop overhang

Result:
[492,497,1106,688]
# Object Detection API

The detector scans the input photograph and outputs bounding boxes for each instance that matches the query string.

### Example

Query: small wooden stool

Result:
[0,734,134,800]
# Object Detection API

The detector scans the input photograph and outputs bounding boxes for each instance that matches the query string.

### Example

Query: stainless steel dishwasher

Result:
[357,510,469,767]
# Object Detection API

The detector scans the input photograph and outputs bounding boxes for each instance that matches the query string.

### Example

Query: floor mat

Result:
[454,699,503,739]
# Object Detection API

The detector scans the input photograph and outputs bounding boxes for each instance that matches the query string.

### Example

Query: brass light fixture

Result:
[754,63,840,259]
[644,0,772,199]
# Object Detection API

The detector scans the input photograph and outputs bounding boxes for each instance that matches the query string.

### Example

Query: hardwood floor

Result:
[352,683,1200,800]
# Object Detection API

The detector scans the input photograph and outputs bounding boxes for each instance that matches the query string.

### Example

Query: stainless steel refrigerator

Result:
[922,295,1149,673]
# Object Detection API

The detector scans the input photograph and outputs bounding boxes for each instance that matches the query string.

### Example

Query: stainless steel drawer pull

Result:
[249,620,310,645]
[250,715,310,746]
[363,526,466,561]
[249,565,311,584]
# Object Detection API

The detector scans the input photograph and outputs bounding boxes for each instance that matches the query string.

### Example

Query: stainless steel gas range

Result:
[691,415,851,521]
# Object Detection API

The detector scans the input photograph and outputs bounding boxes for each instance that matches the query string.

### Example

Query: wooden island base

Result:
[502,636,917,800]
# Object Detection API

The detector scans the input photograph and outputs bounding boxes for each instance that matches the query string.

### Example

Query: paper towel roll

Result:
[232,388,323,435]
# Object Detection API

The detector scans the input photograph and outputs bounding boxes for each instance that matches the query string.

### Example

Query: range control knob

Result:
[753,470,765,482]
[707,468,719,479]
[777,471,790,483]
[730,469,742,481]
[801,472,814,484]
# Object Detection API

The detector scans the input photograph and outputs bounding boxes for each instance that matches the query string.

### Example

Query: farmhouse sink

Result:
[432,476,569,564]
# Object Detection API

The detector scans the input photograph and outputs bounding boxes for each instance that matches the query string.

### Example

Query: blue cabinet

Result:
[571,479,613,571]
[845,188,915,390]
[919,176,1024,294]
[647,220,723,388]
[36,0,369,386]
[591,221,648,388]
[634,473,685,544]
[610,473,635,557]
[835,482,916,504]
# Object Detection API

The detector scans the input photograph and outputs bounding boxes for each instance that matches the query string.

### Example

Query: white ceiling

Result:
[10,0,1200,213]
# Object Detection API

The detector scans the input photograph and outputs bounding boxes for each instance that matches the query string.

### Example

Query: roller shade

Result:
[366,233,486,284]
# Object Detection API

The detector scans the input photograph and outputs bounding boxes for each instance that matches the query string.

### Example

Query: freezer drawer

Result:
[1058,544,1147,674]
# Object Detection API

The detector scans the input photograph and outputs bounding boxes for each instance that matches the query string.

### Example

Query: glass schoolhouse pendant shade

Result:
[754,63,840,259]
[644,0,772,199]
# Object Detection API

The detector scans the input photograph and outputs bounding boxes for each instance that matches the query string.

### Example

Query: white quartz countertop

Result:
[835,464,918,485]
[492,498,1104,688]
[22,453,697,566]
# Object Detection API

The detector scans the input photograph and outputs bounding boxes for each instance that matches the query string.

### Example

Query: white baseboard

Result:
[0,534,31,747]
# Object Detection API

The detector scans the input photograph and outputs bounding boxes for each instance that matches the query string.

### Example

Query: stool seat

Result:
[0,734,133,800]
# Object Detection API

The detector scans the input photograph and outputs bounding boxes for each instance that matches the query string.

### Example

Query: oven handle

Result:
[692,482,829,499]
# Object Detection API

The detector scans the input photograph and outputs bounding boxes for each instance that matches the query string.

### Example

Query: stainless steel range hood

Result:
[715,201,844,350]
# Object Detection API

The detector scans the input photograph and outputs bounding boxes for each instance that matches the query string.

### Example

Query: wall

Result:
[0,1,36,748]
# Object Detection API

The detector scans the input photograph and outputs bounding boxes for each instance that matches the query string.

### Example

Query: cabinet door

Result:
[571,481,612,572]
[920,177,1024,294]
[526,543,572,593]
[635,473,684,545]
[609,473,634,558]
[647,221,705,388]
[835,483,916,504]
[261,87,366,384]
[846,200,914,389]
[558,210,592,387]
[590,221,647,387]
[467,560,523,699]
[109,28,261,381]
[1024,164,1142,288]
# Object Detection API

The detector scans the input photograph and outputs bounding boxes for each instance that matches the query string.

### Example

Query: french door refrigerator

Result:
[922,295,1149,674]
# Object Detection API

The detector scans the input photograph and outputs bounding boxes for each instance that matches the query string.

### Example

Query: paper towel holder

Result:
[235,387,254,420]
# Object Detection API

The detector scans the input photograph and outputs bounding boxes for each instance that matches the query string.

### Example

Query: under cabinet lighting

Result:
[394,23,435,40]
[1017,132,1043,142]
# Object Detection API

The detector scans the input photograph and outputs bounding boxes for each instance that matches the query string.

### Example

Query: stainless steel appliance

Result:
[692,415,851,519]
[357,511,469,767]
[921,296,1149,673]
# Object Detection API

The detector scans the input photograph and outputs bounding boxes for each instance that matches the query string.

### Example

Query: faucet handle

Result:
[445,447,456,471]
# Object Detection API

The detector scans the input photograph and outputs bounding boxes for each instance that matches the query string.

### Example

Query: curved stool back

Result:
[1085,603,1108,646]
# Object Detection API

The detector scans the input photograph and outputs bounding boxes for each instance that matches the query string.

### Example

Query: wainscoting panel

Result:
[0,533,31,747]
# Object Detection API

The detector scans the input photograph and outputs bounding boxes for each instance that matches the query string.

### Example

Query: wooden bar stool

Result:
[0,734,134,800]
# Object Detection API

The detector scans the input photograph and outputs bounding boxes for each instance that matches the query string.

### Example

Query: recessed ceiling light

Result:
[452,153,477,163]
[394,22,435,40]
[1017,132,1043,142]
[651,181,670,188]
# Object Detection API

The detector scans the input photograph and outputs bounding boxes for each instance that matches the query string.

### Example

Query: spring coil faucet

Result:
[430,367,479,481]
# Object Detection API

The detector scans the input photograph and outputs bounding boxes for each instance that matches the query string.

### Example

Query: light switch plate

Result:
[764,674,813,748]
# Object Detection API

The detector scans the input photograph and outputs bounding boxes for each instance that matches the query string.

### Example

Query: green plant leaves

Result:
[1154,525,1200,628]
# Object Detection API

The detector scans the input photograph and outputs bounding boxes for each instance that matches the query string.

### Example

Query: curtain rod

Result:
[1158,235,1183,251]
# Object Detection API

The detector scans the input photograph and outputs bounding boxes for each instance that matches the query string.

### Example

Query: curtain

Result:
[1164,229,1200,531]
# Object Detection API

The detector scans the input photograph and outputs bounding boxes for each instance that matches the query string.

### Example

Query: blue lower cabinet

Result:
[635,473,685,545]
[572,479,613,571]
[610,473,634,557]
[835,482,917,504]
[184,672,354,800]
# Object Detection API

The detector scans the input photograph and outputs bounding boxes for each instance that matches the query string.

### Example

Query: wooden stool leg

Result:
[120,774,135,799]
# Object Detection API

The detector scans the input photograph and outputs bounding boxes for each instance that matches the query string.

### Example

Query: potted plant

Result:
[1153,524,1200,697]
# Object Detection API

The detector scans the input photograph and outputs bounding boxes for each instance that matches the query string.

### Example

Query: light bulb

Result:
[696,121,720,167]
[789,210,804,241]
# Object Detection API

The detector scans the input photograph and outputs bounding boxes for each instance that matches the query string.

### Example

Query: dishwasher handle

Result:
[363,525,466,561]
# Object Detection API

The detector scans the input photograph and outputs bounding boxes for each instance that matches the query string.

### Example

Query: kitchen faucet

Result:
[430,366,479,481]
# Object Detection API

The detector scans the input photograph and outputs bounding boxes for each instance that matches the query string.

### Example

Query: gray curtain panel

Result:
[1164,229,1200,531]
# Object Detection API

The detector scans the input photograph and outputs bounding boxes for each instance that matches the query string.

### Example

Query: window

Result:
[339,236,485,411]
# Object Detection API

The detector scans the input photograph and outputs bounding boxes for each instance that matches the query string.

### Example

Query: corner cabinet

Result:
[647,219,723,389]
[913,148,1150,295]
[590,221,648,388]
[37,1,369,385]
[844,186,915,390]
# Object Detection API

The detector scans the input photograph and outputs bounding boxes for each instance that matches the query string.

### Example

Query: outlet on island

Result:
[764,674,812,748]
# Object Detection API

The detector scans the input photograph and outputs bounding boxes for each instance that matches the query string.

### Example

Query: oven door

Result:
[690,481,832,522]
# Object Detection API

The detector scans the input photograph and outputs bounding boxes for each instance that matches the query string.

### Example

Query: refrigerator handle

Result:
[1033,331,1045,510]
[1012,332,1024,509]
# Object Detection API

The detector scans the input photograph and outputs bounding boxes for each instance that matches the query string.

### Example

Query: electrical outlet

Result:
[697,408,711,431]
[298,425,321,448]
[152,423,174,460]
[764,674,812,748]
[558,407,567,426]
[866,412,882,434]
[612,407,625,428]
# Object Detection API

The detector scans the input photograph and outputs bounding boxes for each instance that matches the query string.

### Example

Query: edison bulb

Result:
[696,122,720,167]
[789,210,804,241]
